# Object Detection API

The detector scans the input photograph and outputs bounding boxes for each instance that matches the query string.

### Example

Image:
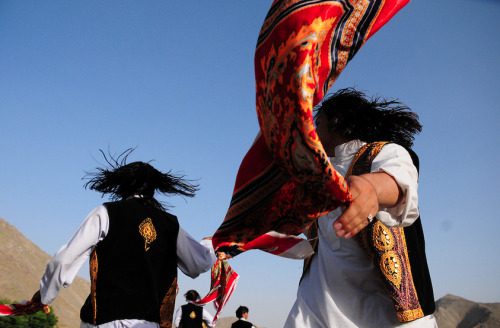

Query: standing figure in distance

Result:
[231,306,255,328]
[285,88,437,327]
[31,149,216,328]
[173,290,214,328]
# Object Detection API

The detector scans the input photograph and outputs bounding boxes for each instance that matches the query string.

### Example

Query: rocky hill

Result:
[434,294,500,328]
[1,216,499,328]
[0,217,90,328]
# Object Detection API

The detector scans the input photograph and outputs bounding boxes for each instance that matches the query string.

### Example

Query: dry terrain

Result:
[0,217,90,328]
[1,216,498,328]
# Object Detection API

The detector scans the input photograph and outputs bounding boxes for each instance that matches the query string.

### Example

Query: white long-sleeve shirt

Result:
[40,204,216,328]
[285,140,437,328]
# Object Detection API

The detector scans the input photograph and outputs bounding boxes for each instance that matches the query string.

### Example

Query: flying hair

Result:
[83,148,199,210]
[314,88,422,148]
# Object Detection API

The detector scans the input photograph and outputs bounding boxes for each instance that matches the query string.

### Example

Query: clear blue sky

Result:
[1,1,499,327]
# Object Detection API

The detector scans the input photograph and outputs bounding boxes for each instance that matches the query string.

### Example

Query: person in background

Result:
[173,290,214,328]
[30,149,216,328]
[285,88,436,327]
[231,306,255,328]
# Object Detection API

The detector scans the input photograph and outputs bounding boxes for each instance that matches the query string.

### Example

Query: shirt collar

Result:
[332,140,365,162]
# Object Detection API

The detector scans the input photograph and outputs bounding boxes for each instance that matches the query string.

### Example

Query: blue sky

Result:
[1,1,499,327]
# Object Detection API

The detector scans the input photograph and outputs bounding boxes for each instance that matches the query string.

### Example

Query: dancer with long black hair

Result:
[30,149,216,328]
[285,88,436,327]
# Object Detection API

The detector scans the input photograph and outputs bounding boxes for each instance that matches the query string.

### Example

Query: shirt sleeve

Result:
[173,307,182,327]
[40,205,109,304]
[370,144,419,228]
[176,227,217,278]
[202,308,215,328]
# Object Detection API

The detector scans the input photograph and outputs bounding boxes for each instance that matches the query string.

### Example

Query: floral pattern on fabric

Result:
[212,0,410,259]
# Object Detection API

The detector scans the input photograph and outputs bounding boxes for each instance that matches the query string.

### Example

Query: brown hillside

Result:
[0,217,90,328]
[2,217,499,328]
[434,294,500,328]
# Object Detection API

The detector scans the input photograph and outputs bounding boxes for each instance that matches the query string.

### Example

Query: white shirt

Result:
[40,204,217,328]
[173,301,215,328]
[285,140,437,328]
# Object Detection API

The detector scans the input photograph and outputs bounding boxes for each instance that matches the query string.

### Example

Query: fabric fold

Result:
[213,0,411,260]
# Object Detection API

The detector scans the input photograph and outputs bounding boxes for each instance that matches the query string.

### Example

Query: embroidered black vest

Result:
[80,198,179,327]
[179,303,204,328]
[302,142,435,322]
[231,319,254,328]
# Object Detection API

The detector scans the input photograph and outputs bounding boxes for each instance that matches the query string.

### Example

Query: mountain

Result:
[434,294,500,328]
[0,217,90,328]
[212,317,238,328]
[1,216,499,328]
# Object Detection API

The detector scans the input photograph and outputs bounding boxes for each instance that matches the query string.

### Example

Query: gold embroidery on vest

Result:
[139,217,157,251]
[380,251,402,288]
[89,248,98,324]
[373,221,394,251]
[190,311,196,319]
[397,308,425,322]
[159,276,177,328]
[349,142,424,322]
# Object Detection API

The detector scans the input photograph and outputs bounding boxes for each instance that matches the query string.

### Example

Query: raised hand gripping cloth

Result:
[201,0,411,323]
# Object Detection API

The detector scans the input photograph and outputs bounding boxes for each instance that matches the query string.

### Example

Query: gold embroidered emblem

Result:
[189,311,196,319]
[139,218,157,251]
[373,221,394,251]
[159,277,177,328]
[380,251,402,288]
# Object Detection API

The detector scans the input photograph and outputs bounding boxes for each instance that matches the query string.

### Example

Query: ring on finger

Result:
[367,213,374,224]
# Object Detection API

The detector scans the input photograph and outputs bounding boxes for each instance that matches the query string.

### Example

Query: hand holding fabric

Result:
[0,291,49,317]
[335,173,401,238]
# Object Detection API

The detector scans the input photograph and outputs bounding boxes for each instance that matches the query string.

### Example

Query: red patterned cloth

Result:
[201,0,410,323]
[213,0,410,259]
[193,259,239,323]
[0,301,50,317]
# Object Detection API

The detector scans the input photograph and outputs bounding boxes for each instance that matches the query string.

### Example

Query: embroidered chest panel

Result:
[139,217,157,251]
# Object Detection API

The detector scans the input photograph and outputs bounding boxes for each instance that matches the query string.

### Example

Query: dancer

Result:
[173,290,214,328]
[30,149,216,328]
[285,88,436,327]
[231,306,255,328]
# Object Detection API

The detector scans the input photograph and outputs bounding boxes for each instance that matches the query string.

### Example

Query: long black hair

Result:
[83,148,199,210]
[314,88,422,148]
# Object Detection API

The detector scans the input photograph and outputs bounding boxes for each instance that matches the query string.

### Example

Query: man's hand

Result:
[31,290,41,303]
[333,172,401,238]
[334,175,379,238]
